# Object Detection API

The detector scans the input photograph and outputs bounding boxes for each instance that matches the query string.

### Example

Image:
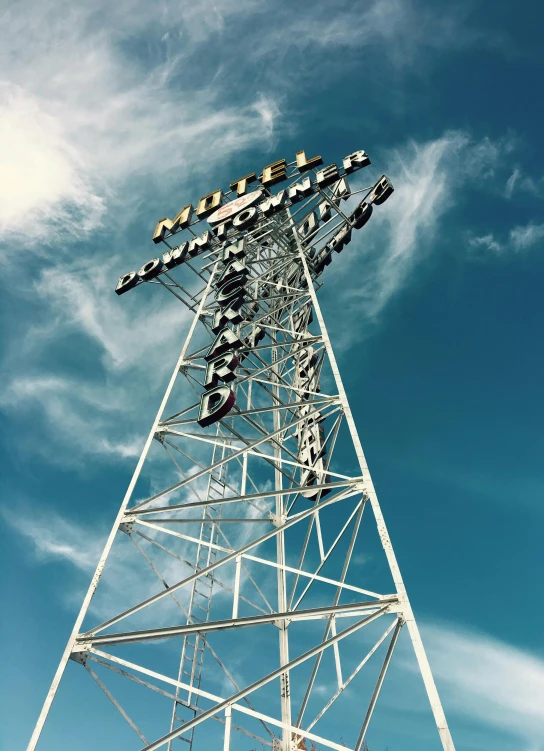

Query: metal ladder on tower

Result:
[167,432,228,750]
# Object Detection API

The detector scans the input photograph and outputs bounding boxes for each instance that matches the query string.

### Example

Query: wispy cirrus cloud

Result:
[253,0,486,68]
[0,0,279,248]
[1,499,269,629]
[0,375,144,462]
[2,504,106,573]
[0,84,106,243]
[504,166,544,199]
[0,0,494,249]
[467,233,505,255]
[360,617,544,748]
[1,500,202,626]
[32,258,192,374]
[0,251,198,463]
[418,621,544,747]
[326,130,517,341]
[468,220,544,257]
[509,221,544,250]
[361,131,466,316]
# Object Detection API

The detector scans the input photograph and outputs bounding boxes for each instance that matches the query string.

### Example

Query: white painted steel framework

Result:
[27,161,455,751]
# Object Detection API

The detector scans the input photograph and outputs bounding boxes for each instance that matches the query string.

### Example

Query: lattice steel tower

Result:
[27,149,456,751]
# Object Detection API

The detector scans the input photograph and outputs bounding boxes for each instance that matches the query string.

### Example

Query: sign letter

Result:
[368,175,394,205]
[115,271,139,295]
[230,173,257,196]
[342,151,371,174]
[198,385,236,427]
[204,351,240,389]
[153,204,192,244]
[206,328,243,361]
[261,159,287,187]
[296,150,323,173]
[196,190,223,218]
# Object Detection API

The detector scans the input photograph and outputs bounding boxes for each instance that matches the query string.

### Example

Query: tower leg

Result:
[291,212,456,751]
[26,272,216,751]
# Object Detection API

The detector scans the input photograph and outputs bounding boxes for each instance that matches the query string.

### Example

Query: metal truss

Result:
[27,168,456,751]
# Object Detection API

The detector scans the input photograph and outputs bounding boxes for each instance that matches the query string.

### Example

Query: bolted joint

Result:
[270,513,287,528]
[119,519,134,535]
[154,429,166,444]
[280,672,290,698]
[274,617,291,630]
[70,643,91,665]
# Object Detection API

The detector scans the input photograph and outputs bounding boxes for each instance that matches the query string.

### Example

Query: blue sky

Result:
[1,0,543,749]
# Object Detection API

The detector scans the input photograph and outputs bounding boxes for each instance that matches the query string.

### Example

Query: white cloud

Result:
[505,167,521,199]
[0,374,144,462]
[327,131,473,329]
[504,167,544,199]
[33,257,191,373]
[0,0,285,465]
[0,0,279,247]
[0,247,197,463]
[0,84,105,243]
[420,622,544,746]
[1,502,196,623]
[468,233,504,255]
[0,0,492,249]
[463,134,516,180]
[2,504,105,572]
[510,221,544,250]
[468,221,544,258]
[1,498,268,631]
[323,129,540,343]
[255,0,482,68]
[365,132,466,316]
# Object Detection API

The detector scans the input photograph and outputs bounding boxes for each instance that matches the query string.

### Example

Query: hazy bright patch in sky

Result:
[1,1,543,750]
